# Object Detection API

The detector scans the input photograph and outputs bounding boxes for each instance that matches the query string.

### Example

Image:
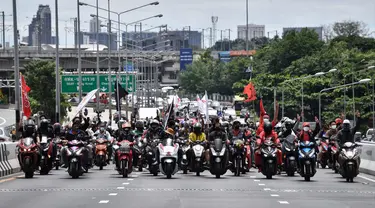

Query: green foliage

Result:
[179,20,375,126]
[24,60,70,122]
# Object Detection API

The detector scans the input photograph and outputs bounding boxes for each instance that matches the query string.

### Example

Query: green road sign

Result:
[61,74,136,94]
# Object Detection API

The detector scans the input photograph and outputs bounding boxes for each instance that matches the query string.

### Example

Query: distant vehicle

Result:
[223,108,237,120]
[240,109,249,118]
[233,96,245,116]
[0,127,11,142]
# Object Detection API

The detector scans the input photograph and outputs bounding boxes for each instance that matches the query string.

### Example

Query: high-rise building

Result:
[237,24,265,40]
[89,17,101,33]
[27,5,52,46]
[76,32,117,50]
[283,27,323,40]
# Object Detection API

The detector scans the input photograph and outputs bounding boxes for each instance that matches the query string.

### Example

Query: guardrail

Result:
[0,142,19,177]
[358,142,375,175]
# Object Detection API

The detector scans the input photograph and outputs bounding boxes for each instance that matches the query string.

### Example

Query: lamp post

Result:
[281,68,337,120]
[368,65,375,141]
[245,0,249,51]
[1,11,5,52]
[12,0,21,138]
[76,0,82,102]
[318,78,371,123]
[55,0,61,122]
[81,1,160,120]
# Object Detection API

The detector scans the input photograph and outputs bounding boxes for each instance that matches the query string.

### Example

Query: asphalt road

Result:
[0,109,15,127]
[0,166,374,208]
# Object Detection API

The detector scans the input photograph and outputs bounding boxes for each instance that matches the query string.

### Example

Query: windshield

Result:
[0,129,3,135]
[162,138,174,146]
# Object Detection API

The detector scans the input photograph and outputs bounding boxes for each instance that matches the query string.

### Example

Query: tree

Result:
[333,20,368,37]
[24,60,70,122]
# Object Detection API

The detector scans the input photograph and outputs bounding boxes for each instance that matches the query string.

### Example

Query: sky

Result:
[1,0,374,46]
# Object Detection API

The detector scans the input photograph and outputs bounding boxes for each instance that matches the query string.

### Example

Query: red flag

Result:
[20,73,32,118]
[243,82,257,102]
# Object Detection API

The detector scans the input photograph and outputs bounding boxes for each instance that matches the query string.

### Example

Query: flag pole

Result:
[117,76,121,121]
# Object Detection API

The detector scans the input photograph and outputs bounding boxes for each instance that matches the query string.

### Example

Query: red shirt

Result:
[259,131,278,143]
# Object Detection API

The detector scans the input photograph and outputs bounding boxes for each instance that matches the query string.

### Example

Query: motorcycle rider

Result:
[188,123,208,166]
[208,118,228,166]
[95,124,111,140]
[113,122,135,169]
[37,118,56,165]
[133,121,145,137]
[228,120,247,166]
[255,121,282,173]
[297,120,320,171]
[337,112,360,146]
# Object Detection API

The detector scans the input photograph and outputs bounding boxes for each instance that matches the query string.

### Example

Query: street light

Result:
[370,66,375,141]
[318,78,371,123]
[79,1,160,120]
[55,0,61,122]
[281,69,337,120]
[12,0,21,139]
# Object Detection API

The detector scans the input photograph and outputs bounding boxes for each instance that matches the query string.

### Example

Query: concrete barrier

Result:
[359,142,375,176]
[0,142,20,177]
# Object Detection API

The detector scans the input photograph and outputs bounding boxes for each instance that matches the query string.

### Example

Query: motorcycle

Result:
[18,137,39,178]
[146,138,160,176]
[298,141,317,181]
[66,139,85,179]
[209,138,228,178]
[178,138,190,174]
[133,135,146,172]
[190,141,206,176]
[54,136,63,170]
[115,140,134,178]
[158,138,179,179]
[232,139,245,176]
[338,142,361,182]
[39,136,54,175]
[260,139,278,179]
[282,135,297,176]
[318,137,330,169]
[329,137,339,173]
[94,137,108,170]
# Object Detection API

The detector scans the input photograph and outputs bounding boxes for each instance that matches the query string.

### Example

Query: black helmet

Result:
[40,119,49,129]
[135,121,144,129]
[263,121,272,134]
[284,119,294,130]
[193,122,202,132]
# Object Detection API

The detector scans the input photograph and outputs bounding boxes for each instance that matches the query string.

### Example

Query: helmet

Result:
[263,122,272,134]
[122,122,132,130]
[118,119,125,129]
[284,119,294,130]
[40,119,49,129]
[263,114,270,120]
[150,119,159,129]
[233,120,241,126]
[343,119,351,131]
[53,123,61,133]
[193,122,202,133]
[135,121,144,129]
[302,122,310,132]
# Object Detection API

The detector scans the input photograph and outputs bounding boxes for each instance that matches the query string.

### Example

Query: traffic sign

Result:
[61,74,136,94]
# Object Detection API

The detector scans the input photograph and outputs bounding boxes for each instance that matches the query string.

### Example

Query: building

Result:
[121,30,202,51]
[283,27,323,40]
[76,32,117,50]
[27,5,52,46]
[237,24,265,40]
[89,17,101,33]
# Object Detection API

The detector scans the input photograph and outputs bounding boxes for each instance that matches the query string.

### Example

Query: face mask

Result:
[303,127,309,132]
[263,119,269,123]
[331,125,336,130]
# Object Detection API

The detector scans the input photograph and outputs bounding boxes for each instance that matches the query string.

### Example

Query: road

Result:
[0,109,15,127]
[0,166,374,208]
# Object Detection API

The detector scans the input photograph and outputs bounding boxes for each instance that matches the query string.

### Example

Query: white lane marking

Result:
[122,182,129,185]
[254,179,260,182]
[0,116,6,126]
[264,188,271,191]
[117,187,125,189]
[250,176,256,178]
[128,178,134,181]
[358,175,375,183]
[258,184,265,186]
[109,193,117,196]
[131,175,138,177]
[99,200,109,204]
[271,194,279,197]
[278,201,289,204]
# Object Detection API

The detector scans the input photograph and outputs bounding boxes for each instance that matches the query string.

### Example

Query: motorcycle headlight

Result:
[299,151,305,158]
[263,153,268,157]
[285,147,291,151]
[308,150,315,158]
[112,145,119,150]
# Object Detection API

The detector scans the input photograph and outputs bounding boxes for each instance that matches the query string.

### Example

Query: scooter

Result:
[39,136,54,175]
[209,138,228,178]
[94,137,108,170]
[298,141,317,181]
[329,137,339,173]
[66,139,85,179]
[178,138,190,174]
[158,138,179,179]
[115,140,134,178]
[146,138,160,176]
[318,137,330,169]
[232,139,245,176]
[18,137,38,178]
[133,135,146,172]
[338,142,361,182]
[190,141,205,176]
[282,135,297,176]
[54,136,63,170]
[260,139,278,179]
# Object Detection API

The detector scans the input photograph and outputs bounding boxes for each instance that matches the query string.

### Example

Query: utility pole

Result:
[245,0,249,51]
